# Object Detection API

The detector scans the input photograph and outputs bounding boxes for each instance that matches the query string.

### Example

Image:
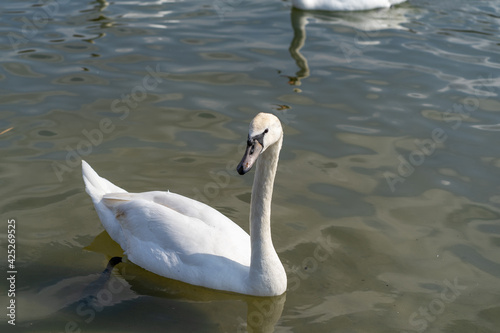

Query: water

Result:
[1,0,500,332]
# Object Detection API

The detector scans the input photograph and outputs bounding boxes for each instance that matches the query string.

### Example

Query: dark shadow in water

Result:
[85,230,287,333]
[448,244,500,278]
[15,255,138,326]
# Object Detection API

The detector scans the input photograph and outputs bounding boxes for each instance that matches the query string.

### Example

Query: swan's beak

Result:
[237,140,263,175]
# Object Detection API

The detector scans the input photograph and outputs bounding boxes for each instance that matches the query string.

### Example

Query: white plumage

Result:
[292,0,407,11]
[82,113,287,296]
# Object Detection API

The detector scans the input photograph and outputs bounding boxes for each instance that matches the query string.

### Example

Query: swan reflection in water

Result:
[287,5,412,87]
[88,232,286,333]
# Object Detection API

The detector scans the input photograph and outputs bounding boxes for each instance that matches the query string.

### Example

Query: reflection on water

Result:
[1,0,500,332]
[86,232,286,333]
[288,6,414,86]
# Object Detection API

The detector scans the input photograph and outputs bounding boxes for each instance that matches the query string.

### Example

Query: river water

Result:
[1,0,500,332]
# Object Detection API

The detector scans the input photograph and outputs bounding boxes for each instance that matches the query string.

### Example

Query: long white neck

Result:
[248,135,287,296]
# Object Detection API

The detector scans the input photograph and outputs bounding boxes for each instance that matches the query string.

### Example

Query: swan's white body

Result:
[292,0,406,11]
[82,113,287,296]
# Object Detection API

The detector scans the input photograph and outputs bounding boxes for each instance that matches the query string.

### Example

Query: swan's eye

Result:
[264,129,268,134]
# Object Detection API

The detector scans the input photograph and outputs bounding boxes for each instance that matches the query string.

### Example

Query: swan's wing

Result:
[102,192,251,266]
[105,191,249,239]
[100,195,251,289]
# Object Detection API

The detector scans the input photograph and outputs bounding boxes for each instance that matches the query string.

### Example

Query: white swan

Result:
[82,113,287,296]
[292,0,407,11]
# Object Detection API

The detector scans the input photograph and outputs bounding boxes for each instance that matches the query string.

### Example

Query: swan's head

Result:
[237,113,283,175]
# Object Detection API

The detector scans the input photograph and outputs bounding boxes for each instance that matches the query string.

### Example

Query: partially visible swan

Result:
[292,0,407,11]
[82,113,286,296]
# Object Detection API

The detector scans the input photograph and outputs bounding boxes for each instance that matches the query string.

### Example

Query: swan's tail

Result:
[82,160,127,203]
